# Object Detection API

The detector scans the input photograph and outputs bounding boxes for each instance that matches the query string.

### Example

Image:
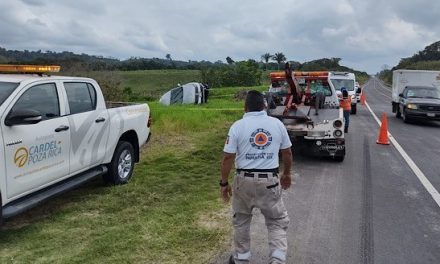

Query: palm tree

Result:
[261,53,272,70]
[226,56,235,65]
[272,52,287,70]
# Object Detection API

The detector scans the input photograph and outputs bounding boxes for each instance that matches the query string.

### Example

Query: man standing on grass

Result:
[220,90,293,264]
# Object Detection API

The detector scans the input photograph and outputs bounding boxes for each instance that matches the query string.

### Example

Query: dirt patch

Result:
[197,206,230,231]
[234,90,248,101]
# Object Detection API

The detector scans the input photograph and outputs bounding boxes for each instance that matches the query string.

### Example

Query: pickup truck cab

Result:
[0,65,151,223]
[397,86,440,123]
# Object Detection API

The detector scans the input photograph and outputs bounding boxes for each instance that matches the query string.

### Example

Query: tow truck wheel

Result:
[104,141,135,185]
[334,155,345,162]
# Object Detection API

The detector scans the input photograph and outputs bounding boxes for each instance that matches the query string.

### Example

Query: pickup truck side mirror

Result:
[398,93,404,98]
[356,87,362,94]
[5,109,43,126]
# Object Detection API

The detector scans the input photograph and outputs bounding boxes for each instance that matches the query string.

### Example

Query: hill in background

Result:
[379,40,440,84]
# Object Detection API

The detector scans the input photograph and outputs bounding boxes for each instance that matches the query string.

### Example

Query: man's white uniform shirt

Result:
[223,111,292,169]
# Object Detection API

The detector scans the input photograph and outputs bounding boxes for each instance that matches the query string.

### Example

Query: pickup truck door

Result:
[1,82,71,199]
[62,82,110,174]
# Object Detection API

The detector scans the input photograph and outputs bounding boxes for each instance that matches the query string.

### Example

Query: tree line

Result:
[0,46,369,87]
[378,40,440,84]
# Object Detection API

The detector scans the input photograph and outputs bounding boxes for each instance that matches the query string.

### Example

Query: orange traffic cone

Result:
[376,112,390,145]
[360,92,366,106]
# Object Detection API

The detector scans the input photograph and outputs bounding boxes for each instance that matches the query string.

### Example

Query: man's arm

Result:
[220,152,235,202]
[280,148,293,190]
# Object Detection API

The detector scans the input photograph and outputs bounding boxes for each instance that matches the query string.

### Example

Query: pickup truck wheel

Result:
[402,109,411,123]
[396,108,401,118]
[105,141,135,185]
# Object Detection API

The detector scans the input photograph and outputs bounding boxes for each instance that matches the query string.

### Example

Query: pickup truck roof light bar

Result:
[0,64,61,74]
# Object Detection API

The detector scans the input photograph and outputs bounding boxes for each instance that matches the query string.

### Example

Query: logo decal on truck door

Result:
[14,147,29,167]
[13,141,62,168]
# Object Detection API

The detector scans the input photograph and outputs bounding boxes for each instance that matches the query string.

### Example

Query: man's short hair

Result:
[245,90,265,112]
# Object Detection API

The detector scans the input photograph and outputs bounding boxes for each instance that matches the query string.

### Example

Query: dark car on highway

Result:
[397,86,440,123]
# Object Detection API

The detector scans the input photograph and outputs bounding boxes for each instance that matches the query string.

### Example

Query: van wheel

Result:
[104,141,135,185]
[351,104,357,115]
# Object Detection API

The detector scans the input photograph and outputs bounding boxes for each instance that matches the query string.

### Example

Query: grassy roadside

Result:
[0,86,266,263]
[119,70,201,100]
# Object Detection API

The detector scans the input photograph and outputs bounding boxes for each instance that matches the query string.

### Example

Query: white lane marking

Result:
[371,79,392,100]
[374,78,392,92]
[365,102,440,208]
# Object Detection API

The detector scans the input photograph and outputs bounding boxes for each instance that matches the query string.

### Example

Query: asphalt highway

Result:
[212,77,440,264]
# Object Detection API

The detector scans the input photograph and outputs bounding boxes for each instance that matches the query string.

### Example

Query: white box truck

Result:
[392,70,440,122]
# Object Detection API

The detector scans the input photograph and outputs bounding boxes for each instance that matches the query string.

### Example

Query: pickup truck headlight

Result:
[407,103,418,110]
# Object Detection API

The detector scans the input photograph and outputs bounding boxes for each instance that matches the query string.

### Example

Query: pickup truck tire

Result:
[104,141,135,185]
[351,104,357,115]
[402,109,411,123]
[396,108,401,118]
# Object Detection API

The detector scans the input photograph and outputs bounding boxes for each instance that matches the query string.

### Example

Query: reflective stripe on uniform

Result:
[236,251,251,260]
[272,249,286,261]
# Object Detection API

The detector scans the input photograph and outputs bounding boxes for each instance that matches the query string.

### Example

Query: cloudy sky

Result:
[1,0,439,73]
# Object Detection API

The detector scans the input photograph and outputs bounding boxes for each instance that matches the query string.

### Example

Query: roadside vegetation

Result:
[378,40,440,84]
[0,83,266,263]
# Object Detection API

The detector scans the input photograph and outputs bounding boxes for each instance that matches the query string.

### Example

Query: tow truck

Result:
[266,71,345,161]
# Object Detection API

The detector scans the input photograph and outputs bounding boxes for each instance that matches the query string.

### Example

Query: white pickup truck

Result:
[0,65,151,223]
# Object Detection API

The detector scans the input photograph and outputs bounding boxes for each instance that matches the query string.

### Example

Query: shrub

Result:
[201,60,262,88]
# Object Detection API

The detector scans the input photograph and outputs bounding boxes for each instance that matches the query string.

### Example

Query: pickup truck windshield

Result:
[330,79,355,91]
[406,88,440,99]
[0,82,19,106]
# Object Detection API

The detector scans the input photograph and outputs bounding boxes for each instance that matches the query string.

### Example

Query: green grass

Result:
[0,87,269,263]
[119,70,201,100]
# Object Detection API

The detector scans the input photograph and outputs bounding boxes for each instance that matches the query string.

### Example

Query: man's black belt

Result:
[237,168,279,179]
[236,168,279,173]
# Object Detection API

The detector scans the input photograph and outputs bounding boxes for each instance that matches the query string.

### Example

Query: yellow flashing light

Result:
[0,64,61,74]
[269,71,329,80]
[293,71,329,77]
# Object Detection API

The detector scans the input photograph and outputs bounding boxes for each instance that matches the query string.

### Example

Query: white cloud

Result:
[0,0,439,73]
